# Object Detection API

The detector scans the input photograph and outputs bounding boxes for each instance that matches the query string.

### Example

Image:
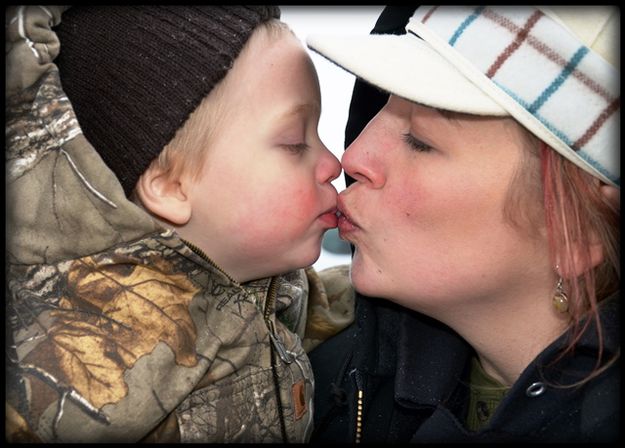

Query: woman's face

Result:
[339,95,551,316]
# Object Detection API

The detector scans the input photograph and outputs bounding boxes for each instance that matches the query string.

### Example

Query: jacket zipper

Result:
[355,389,363,443]
[181,238,238,284]
[265,276,294,442]
[183,239,293,441]
[264,278,295,364]
[183,237,293,363]
[352,369,365,443]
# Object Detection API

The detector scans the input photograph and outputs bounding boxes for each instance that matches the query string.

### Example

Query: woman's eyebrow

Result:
[434,107,464,126]
[412,101,463,126]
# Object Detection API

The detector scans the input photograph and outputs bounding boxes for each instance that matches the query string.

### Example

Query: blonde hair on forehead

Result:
[150,18,291,183]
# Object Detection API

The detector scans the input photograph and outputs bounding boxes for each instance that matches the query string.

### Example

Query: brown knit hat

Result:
[54,6,280,196]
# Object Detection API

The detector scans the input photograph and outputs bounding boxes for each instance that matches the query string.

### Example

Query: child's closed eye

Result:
[282,143,310,154]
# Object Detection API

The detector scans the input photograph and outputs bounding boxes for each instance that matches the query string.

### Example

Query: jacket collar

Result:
[389,292,619,408]
[394,309,471,407]
[531,292,620,383]
[352,294,472,407]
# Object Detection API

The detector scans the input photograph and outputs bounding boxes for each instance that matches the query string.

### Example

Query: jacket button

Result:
[526,382,546,397]
[476,401,490,422]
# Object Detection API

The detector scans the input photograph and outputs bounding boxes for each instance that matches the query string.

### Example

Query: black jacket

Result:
[309,293,620,443]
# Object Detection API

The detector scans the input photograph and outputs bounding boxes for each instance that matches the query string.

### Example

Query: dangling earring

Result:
[552,276,569,314]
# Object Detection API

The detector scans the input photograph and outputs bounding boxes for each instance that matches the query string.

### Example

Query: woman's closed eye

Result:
[402,133,433,152]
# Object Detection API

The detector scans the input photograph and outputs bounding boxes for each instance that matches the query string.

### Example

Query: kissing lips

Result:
[318,207,338,228]
[336,200,359,236]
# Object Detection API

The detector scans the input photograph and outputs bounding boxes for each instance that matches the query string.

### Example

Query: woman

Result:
[307,5,619,443]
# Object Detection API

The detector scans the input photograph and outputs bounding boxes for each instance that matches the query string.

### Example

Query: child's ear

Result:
[135,164,191,225]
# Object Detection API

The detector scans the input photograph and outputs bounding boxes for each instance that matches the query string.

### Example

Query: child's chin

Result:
[294,246,322,270]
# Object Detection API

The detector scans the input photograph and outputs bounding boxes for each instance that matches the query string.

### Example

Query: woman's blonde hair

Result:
[506,125,619,385]
[541,142,619,382]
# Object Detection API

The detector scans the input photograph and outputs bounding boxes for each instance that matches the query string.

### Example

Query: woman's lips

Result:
[337,212,358,234]
[337,198,359,235]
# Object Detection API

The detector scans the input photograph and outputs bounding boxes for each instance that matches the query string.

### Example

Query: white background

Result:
[280,6,385,271]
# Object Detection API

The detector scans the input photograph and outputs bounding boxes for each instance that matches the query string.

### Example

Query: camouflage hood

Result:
[6,6,354,443]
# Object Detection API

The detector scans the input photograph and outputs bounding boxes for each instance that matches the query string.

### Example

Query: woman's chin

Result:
[349,255,381,297]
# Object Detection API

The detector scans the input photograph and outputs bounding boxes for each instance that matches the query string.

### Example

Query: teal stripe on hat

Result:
[577,152,620,186]
[495,82,574,145]
[495,81,619,186]
[449,6,484,46]
[409,5,618,186]
[528,46,589,113]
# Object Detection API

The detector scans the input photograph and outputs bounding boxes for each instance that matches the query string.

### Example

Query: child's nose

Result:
[319,146,342,184]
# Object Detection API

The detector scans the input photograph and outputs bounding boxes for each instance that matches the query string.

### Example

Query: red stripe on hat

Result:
[482,8,615,104]
[421,6,439,24]
[486,10,543,78]
[574,98,620,150]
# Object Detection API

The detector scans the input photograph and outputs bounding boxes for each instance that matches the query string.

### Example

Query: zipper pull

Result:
[267,319,295,364]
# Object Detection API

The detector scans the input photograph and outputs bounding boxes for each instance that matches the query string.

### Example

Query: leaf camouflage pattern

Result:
[21,251,199,416]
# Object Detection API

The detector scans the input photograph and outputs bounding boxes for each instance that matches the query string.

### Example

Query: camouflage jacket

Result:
[5,6,354,443]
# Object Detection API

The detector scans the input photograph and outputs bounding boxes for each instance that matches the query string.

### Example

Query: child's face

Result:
[181,27,341,282]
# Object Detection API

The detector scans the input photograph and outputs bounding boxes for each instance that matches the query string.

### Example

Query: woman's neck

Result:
[438,286,570,387]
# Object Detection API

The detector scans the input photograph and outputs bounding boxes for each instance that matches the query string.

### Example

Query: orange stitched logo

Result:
[292,380,307,420]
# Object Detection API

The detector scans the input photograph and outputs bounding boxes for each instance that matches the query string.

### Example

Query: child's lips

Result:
[318,207,338,228]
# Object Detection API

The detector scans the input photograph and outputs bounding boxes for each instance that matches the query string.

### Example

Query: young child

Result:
[5,6,353,443]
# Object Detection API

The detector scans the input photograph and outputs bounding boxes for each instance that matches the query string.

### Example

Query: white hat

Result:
[308,6,620,188]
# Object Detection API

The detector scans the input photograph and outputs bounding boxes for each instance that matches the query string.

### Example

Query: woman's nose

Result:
[341,128,385,189]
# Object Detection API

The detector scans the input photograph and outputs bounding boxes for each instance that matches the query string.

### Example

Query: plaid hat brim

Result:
[307,6,620,188]
[307,32,507,116]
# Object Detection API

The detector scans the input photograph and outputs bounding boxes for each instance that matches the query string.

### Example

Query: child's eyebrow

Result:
[278,102,321,120]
